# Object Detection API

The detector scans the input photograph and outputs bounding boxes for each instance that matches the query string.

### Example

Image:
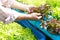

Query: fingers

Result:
[36,13,42,16]
[35,15,42,20]
[37,16,42,19]
[26,5,36,13]
[31,13,42,20]
[32,13,42,16]
[26,9,30,13]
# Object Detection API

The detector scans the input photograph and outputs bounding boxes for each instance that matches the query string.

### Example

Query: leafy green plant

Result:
[46,0,60,8]
[47,18,60,34]
[0,22,37,40]
[17,0,46,6]
[52,7,60,20]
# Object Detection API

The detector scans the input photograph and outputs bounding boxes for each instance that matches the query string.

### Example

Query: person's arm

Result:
[16,13,42,20]
[11,1,35,13]
[0,5,42,24]
[11,1,29,11]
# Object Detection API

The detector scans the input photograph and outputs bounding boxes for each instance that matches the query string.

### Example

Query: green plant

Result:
[17,0,46,6]
[47,18,60,34]
[46,0,60,8]
[0,22,37,40]
[52,7,60,20]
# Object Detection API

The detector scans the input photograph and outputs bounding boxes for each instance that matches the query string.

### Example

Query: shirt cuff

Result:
[4,8,20,24]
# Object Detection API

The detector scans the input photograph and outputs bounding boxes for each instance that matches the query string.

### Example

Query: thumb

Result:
[27,8,30,13]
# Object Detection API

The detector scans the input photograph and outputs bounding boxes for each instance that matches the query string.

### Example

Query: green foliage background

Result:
[0,22,36,40]
[0,0,60,40]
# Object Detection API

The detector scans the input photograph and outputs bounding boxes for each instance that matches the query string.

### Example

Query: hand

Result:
[30,13,42,20]
[26,5,36,13]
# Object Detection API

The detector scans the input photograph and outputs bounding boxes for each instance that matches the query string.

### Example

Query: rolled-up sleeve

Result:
[0,5,20,24]
[4,8,20,24]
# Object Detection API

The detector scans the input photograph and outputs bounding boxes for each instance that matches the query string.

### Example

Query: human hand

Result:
[26,5,36,13]
[30,13,42,20]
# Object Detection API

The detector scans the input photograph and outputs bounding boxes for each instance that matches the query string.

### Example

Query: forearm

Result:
[11,1,28,11]
[16,14,32,20]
